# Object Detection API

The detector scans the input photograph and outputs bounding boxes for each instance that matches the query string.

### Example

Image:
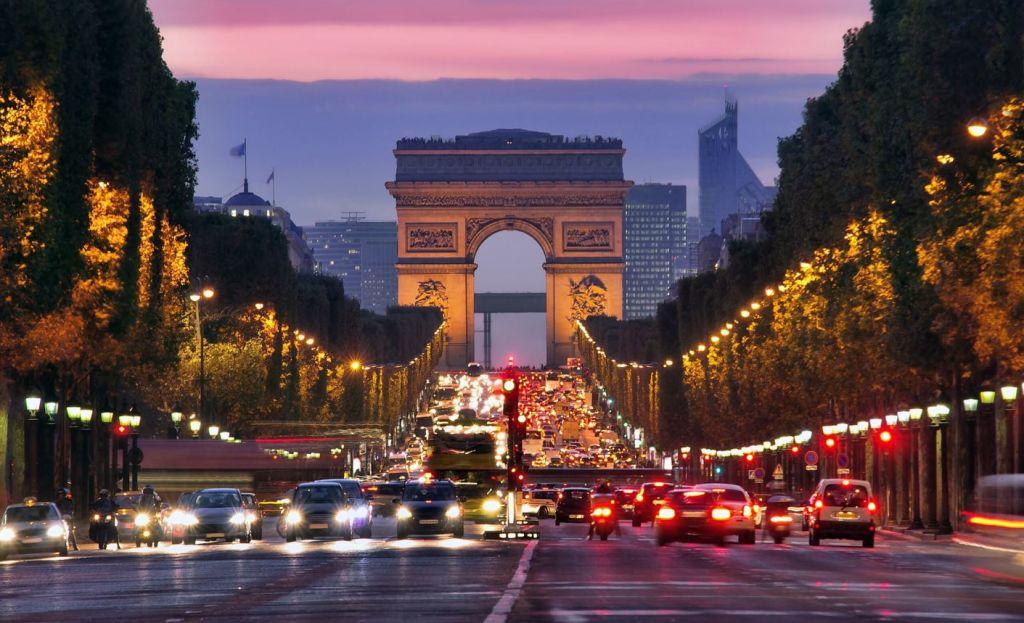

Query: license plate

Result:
[21,537,42,544]
[310,523,329,529]
[419,519,439,525]
[206,532,225,538]
[682,511,705,518]
[623,504,634,510]
[832,511,858,520]
[569,514,584,519]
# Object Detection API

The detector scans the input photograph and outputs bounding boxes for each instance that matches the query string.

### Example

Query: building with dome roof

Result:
[192,180,316,274]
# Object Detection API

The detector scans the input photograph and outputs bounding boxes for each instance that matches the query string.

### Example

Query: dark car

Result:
[316,478,372,538]
[183,488,252,544]
[614,487,638,519]
[654,484,757,546]
[284,482,353,542]
[0,501,69,559]
[363,482,406,517]
[555,487,591,525]
[632,482,675,527]
[395,479,464,539]
[240,493,263,540]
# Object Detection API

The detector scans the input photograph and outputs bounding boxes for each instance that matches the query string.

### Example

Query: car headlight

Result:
[285,510,303,525]
[47,524,66,538]
[482,498,501,514]
[0,527,15,542]
[445,506,461,519]
[91,514,101,522]
[180,512,198,526]
[352,506,369,519]
[230,512,246,525]
[396,507,412,520]
[335,509,350,523]
[136,513,151,527]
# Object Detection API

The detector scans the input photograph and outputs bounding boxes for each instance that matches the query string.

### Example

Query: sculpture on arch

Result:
[414,279,449,322]
[567,275,608,322]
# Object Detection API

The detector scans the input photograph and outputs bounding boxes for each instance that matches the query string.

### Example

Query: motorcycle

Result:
[590,494,619,541]
[763,495,797,544]
[89,512,118,550]
[134,511,161,548]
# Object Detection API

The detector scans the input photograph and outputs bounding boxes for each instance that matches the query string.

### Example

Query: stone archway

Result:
[387,129,631,368]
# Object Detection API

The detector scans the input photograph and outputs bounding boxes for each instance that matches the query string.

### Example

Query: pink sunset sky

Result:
[150,0,871,81]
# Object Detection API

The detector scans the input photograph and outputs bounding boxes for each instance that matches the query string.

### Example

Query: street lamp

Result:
[208,425,220,439]
[67,405,81,426]
[219,431,230,441]
[202,287,215,299]
[963,398,979,414]
[79,409,93,424]
[189,419,202,437]
[25,394,41,420]
[100,411,114,424]
[885,414,898,427]
[966,117,988,138]
[170,410,183,424]
[869,418,882,430]
[44,401,58,421]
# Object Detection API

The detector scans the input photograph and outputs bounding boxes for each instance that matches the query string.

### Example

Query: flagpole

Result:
[243,137,248,191]
[272,169,276,207]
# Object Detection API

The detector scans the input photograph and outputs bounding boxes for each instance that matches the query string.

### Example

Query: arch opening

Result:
[473,230,547,369]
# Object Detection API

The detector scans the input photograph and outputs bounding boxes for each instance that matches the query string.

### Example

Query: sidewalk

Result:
[878,525,953,542]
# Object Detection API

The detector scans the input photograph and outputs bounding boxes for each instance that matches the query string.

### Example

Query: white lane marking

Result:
[483,540,537,623]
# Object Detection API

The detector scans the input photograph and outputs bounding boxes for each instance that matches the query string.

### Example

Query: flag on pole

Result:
[229,141,246,157]
[266,169,274,184]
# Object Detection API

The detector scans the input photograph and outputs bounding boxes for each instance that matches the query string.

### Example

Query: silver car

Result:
[0,501,69,559]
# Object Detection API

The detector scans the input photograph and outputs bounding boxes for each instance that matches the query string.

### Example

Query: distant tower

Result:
[697,95,776,239]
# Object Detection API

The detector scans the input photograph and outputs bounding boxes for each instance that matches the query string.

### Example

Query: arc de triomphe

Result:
[387,129,631,368]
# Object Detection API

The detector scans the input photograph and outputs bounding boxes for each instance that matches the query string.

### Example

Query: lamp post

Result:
[998,385,1017,476]
[189,417,202,438]
[928,404,952,533]
[169,409,183,439]
[908,407,924,529]
[78,408,94,516]
[24,393,41,497]
[191,285,215,432]
[99,411,113,493]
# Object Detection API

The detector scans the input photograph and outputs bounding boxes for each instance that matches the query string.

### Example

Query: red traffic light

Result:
[517,414,526,424]
[744,453,754,462]
[790,445,801,454]
[115,425,128,436]
[879,430,893,443]
[824,437,837,449]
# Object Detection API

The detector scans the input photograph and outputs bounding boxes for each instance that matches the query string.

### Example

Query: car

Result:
[612,487,638,519]
[111,490,143,541]
[631,482,675,527]
[0,500,69,559]
[167,491,196,544]
[654,484,757,546]
[522,488,559,519]
[807,478,877,548]
[395,478,464,538]
[284,482,353,542]
[456,483,506,524]
[363,482,406,517]
[554,487,591,524]
[316,478,373,537]
[181,488,252,544]
[240,493,264,540]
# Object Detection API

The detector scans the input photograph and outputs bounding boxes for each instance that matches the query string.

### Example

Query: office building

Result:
[698,96,777,238]
[623,183,687,319]
[303,217,398,314]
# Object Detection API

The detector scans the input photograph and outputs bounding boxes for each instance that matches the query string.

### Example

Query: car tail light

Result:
[742,505,752,518]
[769,515,793,524]
[635,491,645,503]
[867,500,877,513]
[814,500,823,509]
[591,507,611,518]
[656,507,676,521]
[710,507,732,521]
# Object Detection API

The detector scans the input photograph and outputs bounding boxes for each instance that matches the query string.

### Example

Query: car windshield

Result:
[643,483,673,497]
[377,484,405,496]
[193,492,239,508]
[682,489,747,505]
[331,482,362,499]
[296,486,344,504]
[531,490,558,500]
[176,493,195,508]
[562,490,590,503]
[4,506,57,522]
[823,484,870,507]
[403,483,456,501]
[113,493,141,508]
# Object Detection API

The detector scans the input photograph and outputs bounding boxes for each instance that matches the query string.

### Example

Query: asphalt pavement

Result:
[1,519,1022,622]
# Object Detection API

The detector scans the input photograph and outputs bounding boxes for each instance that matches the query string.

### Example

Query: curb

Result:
[878,527,952,542]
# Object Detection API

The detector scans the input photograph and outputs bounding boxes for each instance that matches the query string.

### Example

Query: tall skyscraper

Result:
[623,183,687,319]
[698,96,777,238]
[303,216,398,313]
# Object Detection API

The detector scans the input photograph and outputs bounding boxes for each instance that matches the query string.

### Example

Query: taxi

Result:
[0,499,70,559]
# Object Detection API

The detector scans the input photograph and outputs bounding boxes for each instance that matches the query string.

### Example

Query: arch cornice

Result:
[465,215,555,261]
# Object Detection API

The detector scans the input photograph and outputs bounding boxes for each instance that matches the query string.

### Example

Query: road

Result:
[2,520,1022,622]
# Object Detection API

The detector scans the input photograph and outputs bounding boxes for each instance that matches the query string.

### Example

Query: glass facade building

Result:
[303,219,398,314]
[623,183,687,319]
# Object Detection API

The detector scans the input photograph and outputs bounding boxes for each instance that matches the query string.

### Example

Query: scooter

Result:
[590,506,617,540]
[134,511,161,547]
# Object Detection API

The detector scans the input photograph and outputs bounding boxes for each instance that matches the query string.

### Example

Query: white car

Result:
[521,489,559,519]
[807,478,877,548]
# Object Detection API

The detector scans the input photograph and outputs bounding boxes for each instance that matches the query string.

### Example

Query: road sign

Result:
[806,464,818,471]
[836,453,850,469]
[772,464,784,480]
[753,467,766,481]
[804,450,819,466]
[837,467,851,475]
[128,447,144,466]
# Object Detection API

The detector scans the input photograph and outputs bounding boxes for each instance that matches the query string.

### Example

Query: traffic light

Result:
[744,453,754,463]
[790,445,801,454]
[878,429,894,444]
[824,436,837,450]
[115,424,128,436]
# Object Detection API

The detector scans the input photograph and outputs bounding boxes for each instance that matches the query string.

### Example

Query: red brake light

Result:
[814,500,823,509]
[867,500,877,513]
[635,491,644,502]
[769,515,793,524]
[656,507,676,521]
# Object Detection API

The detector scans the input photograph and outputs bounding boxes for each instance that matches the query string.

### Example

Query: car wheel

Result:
[253,528,262,541]
[135,539,142,548]
[862,535,874,548]
[59,545,69,556]
[285,531,296,543]
[714,534,727,546]
[655,530,670,547]
[225,536,235,543]
[740,530,756,545]
[632,517,641,528]
[453,524,465,538]
[359,524,372,539]
[773,535,784,545]
[537,507,549,519]
[344,529,353,541]
[171,537,182,545]
[397,526,408,540]
[184,537,196,545]
[809,531,820,546]
[241,530,252,544]
[555,517,561,526]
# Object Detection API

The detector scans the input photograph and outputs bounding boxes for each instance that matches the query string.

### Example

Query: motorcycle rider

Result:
[90,489,120,548]
[55,488,79,551]
[138,485,161,511]
[588,481,620,540]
